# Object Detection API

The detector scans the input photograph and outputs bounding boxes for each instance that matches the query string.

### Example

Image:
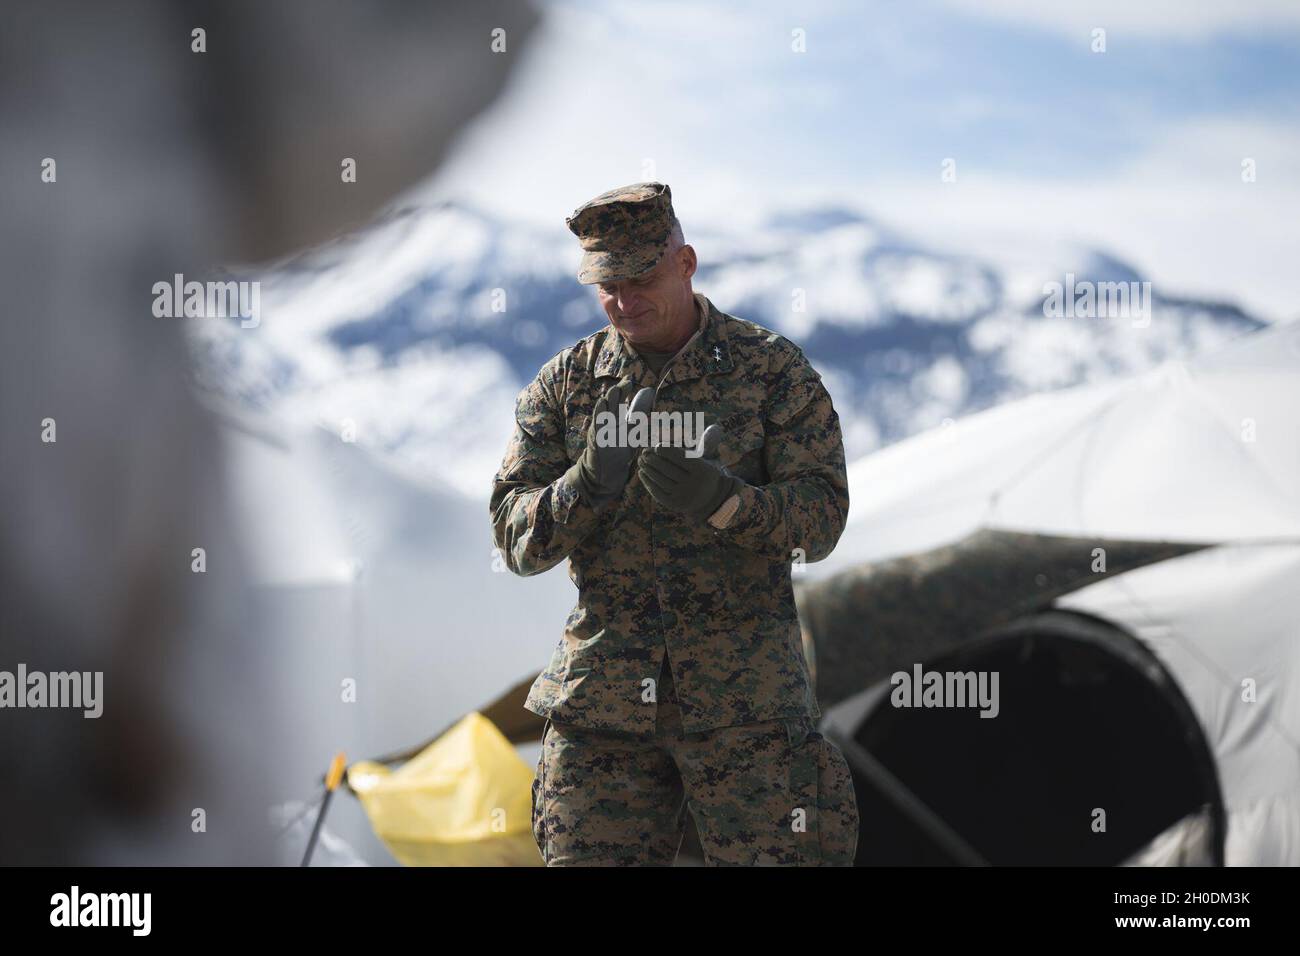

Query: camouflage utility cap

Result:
[566,181,676,284]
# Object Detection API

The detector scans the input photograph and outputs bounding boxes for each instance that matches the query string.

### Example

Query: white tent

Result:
[808,320,1300,865]
[212,402,574,863]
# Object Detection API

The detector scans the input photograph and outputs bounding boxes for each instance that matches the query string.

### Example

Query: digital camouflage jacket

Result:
[490,293,849,734]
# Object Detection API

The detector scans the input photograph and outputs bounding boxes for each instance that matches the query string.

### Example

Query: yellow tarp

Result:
[348,712,542,866]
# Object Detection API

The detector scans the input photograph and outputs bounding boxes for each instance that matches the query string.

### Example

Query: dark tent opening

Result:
[822,610,1225,865]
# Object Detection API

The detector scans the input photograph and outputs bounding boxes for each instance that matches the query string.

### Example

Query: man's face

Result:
[596,242,698,350]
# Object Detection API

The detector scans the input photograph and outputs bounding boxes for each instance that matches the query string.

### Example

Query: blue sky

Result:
[428,0,1300,319]
[772,4,1300,178]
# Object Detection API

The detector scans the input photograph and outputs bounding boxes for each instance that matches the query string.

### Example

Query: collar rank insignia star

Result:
[713,346,722,362]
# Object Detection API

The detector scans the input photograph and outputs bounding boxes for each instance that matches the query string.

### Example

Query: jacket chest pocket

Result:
[719,420,768,485]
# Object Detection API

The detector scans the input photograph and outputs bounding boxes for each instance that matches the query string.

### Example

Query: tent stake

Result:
[302,752,347,867]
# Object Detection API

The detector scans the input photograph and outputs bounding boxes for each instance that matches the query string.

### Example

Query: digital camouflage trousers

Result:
[530,661,859,866]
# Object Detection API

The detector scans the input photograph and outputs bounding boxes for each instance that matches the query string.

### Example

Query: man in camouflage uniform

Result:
[490,182,858,865]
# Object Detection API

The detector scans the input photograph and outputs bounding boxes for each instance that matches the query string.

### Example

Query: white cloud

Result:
[421,0,823,227]
[934,0,1300,41]
[858,117,1300,321]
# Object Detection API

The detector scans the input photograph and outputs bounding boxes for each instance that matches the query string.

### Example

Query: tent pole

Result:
[302,752,347,867]
[825,729,989,866]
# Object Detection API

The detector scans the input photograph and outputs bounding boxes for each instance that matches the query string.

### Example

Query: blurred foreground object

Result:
[0,0,536,864]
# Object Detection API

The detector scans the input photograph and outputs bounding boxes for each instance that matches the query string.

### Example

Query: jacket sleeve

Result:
[716,347,849,563]
[490,363,607,577]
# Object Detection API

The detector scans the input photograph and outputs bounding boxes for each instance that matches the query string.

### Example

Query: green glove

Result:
[566,383,657,505]
[637,423,742,520]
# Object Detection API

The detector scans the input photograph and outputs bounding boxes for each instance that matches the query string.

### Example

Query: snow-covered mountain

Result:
[189,201,1265,498]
